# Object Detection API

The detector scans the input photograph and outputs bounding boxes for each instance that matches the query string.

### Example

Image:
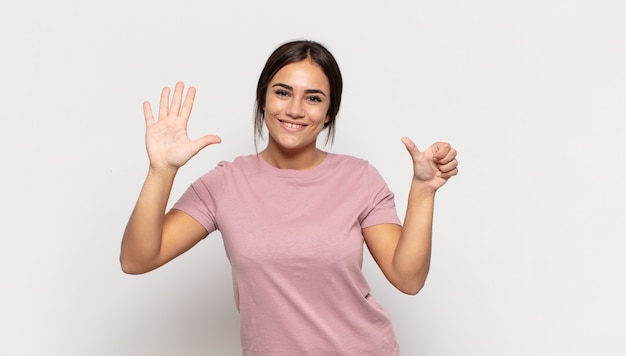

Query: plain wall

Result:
[1,0,625,355]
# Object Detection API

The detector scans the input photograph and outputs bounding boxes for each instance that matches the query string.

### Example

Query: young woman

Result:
[121,40,458,355]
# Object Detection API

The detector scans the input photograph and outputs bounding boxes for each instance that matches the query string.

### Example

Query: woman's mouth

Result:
[279,119,306,130]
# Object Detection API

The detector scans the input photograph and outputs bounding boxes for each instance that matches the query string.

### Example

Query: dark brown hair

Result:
[254,40,343,147]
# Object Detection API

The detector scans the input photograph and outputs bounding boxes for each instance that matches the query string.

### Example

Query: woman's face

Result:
[263,59,331,152]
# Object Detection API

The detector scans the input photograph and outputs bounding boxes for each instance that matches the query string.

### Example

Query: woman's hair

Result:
[254,40,343,147]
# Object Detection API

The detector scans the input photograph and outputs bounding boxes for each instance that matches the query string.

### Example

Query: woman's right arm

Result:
[120,82,221,274]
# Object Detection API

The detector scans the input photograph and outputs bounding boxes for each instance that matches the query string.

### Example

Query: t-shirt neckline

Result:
[254,152,334,179]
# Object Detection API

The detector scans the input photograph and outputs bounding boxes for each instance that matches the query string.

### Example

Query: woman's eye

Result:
[275,90,289,96]
[307,96,322,103]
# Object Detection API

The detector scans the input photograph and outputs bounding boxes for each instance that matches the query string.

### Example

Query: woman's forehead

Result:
[270,60,330,90]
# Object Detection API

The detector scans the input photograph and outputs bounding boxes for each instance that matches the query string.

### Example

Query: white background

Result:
[1,0,625,355]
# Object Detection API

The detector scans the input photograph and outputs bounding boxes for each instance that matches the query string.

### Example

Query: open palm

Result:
[143,82,221,170]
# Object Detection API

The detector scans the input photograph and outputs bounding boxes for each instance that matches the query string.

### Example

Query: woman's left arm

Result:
[363,138,458,295]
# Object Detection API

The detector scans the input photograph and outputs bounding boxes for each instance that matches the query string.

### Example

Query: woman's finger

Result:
[438,166,459,178]
[438,159,458,173]
[190,135,222,156]
[180,86,196,121]
[401,137,422,159]
[169,82,185,116]
[437,147,457,165]
[143,101,155,126]
[158,86,171,120]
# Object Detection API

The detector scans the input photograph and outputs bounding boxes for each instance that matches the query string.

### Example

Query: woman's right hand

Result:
[143,81,221,171]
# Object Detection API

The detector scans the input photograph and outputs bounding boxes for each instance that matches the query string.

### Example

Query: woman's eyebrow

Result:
[271,83,327,97]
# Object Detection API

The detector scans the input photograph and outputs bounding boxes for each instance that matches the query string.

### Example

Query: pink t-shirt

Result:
[173,153,402,355]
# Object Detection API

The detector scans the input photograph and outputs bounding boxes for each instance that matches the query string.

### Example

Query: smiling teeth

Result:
[283,122,304,129]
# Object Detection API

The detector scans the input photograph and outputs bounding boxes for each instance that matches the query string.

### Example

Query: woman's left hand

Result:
[401,137,458,191]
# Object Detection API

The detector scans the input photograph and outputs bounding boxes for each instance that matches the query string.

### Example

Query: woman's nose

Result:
[285,98,305,118]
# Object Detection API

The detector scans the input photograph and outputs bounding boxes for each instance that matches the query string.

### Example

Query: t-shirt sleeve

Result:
[359,163,401,228]
[171,164,227,234]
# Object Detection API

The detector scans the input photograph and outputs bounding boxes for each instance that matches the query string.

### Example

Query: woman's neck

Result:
[259,144,326,171]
